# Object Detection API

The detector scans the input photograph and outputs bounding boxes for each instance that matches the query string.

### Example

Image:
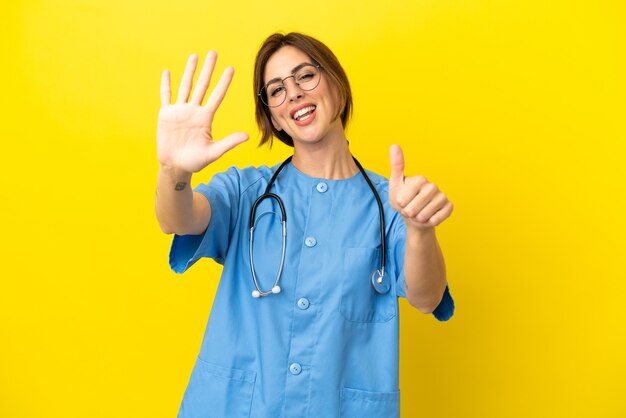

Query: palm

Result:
[157,105,216,173]
[156,51,248,174]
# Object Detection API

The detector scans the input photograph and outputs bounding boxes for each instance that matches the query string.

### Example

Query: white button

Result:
[297,298,310,310]
[316,182,328,193]
[289,363,302,375]
[304,237,317,247]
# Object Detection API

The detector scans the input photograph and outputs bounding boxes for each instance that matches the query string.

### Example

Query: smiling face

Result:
[263,46,345,147]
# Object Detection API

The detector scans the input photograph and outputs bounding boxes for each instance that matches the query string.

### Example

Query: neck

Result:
[291,135,358,180]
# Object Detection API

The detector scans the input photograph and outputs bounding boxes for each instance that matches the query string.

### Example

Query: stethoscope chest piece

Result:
[371,269,391,294]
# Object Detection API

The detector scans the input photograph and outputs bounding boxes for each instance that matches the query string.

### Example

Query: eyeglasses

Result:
[258,63,321,108]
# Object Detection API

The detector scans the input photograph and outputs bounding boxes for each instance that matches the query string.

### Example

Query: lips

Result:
[293,105,316,121]
[290,104,316,121]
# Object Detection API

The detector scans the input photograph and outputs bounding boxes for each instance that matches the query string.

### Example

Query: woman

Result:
[156,32,454,418]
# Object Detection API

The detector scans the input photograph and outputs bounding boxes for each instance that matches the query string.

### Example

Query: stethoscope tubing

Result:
[248,155,388,297]
[352,157,386,278]
[249,213,286,297]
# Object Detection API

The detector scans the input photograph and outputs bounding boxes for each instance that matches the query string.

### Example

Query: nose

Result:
[284,77,304,102]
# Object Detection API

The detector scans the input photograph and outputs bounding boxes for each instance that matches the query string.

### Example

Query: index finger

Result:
[205,66,235,114]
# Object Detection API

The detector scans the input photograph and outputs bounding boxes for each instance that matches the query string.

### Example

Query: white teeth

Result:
[293,106,316,121]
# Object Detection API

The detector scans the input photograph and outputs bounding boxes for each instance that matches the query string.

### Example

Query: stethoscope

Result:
[249,156,390,298]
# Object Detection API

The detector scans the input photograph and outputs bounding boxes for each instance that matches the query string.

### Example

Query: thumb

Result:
[389,144,405,186]
[210,132,249,160]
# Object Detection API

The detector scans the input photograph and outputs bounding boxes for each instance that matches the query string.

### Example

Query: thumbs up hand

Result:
[389,145,453,231]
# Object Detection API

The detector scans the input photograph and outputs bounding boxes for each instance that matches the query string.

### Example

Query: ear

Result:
[271,115,283,131]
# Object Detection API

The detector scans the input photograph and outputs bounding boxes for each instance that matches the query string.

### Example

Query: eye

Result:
[297,72,314,82]
[268,84,285,97]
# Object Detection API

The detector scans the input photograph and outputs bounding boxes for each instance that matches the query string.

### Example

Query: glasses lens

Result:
[262,82,286,107]
[295,65,320,91]
[259,65,321,107]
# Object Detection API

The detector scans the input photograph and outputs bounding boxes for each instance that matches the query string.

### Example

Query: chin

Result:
[292,127,342,147]
[291,132,328,146]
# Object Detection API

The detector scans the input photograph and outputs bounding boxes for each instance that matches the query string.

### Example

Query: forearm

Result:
[403,226,447,314]
[155,164,209,235]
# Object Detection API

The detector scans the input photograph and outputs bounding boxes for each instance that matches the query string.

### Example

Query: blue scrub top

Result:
[169,162,454,418]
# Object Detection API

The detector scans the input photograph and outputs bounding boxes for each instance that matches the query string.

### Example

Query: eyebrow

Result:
[265,62,314,85]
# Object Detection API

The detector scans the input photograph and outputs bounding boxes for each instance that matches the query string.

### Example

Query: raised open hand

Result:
[157,51,248,174]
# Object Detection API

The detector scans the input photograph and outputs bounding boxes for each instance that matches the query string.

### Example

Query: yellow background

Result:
[2,0,624,417]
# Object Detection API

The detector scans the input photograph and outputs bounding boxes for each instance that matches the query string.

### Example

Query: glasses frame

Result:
[258,63,322,108]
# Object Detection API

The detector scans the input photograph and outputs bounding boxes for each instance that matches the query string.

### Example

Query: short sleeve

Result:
[389,213,408,299]
[389,212,455,322]
[168,167,242,274]
[431,284,454,322]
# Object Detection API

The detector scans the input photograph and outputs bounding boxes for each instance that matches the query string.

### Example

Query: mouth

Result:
[291,105,317,122]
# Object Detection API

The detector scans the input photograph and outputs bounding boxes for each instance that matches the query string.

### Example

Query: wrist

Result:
[159,163,193,182]
[405,222,436,240]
